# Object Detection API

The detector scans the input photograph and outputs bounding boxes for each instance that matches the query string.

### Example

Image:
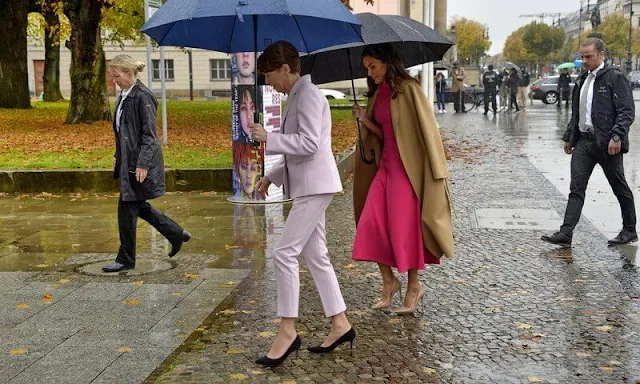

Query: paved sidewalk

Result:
[151,106,640,384]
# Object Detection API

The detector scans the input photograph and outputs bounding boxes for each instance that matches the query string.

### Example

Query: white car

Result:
[320,89,346,100]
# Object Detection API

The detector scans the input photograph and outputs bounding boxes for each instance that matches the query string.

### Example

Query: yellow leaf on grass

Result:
[118,347,131,353]
[259,331,276,338]
[576,351,591,358]
[196,328,206,332]
[486,306,503,313]
[280,381,297,384]
[229,373,248,380]
[183,273,199,279]
[596,325,613,332]
[420,321,431,327]
[599,366,613,372]
[365,272,379,278]
[423,367,437,374]
[9,348,27,355]
[517,323,533,329]
[251,370,265,375]
[132,281,144,287]
[41,293,53,303]
[248,300,256,304]
[123,299,143,305]
[225,245,241,250]
[31,264,49,268]
[16,304,29,309]
[58,279,71,284]
[610,360,622,366]
[226,349,244,354]
[345,263,357,269]
[218,281,236,288]
[51,283,59,289]
[388,318,402,324]
[528,377,544,383]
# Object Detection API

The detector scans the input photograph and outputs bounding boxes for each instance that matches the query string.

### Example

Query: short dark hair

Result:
[257,40,301,74]
[488,64,494,70]
[582,37,605,53]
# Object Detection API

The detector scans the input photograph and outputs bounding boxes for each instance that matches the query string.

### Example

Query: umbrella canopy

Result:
[501,61,522,77]
[140,0,363,53]
[300,13,453,84]
[557,62,576,70]
[574,59,583,69]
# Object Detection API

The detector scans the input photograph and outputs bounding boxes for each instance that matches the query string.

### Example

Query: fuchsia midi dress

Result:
[352,82,440,272]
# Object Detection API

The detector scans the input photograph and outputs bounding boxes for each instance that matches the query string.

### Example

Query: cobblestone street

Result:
[151,105,640,383]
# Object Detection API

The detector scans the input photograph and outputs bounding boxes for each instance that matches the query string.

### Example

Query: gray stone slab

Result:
[0,273,35,287]
[0,343,59,384]
[91,347,171,384]
[121,283,191,304]
[148,307,214,335]
[7,345,121,384]
[60,282,138,301]
[58,329,182,349]
[474,208,562,230]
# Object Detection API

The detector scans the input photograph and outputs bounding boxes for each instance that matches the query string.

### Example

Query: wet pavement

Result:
[1,100,640,383]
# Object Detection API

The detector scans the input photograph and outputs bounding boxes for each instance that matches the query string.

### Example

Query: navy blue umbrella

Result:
[140,0,363,54]
[141,0,363,152]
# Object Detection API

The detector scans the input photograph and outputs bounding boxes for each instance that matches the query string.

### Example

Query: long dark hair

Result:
[361,43,414,99]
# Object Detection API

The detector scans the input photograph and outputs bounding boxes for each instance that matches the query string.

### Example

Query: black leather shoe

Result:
[255,335,301,367]
[608,230,638,245]
[307,328,356,354]
[541,231,572,248]
[168,230,191,257]
[101,261,134,272]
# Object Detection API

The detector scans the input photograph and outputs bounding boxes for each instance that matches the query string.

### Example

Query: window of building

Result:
[152,59,175,81]
[210,59,232,81]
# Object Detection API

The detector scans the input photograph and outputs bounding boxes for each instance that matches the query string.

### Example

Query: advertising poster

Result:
[229,51,286,204]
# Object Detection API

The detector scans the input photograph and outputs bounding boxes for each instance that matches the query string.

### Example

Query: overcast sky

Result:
[448,0,581,55]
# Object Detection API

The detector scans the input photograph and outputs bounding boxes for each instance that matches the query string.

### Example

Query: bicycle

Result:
[462,84,483,112]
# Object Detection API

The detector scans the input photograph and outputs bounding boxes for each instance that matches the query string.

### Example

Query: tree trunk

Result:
[42,4,63,102]
[64,0,111,124]
[0,0,31,109]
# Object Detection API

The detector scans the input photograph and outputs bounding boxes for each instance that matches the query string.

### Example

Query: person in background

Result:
[558,68,572,109]
[435,72,447,113]
[518,66,531,110]
[508,69,520,112]
[103,54,190,273]
[482,64,498,115]
[498,68,509,111]
[451,61,467,113]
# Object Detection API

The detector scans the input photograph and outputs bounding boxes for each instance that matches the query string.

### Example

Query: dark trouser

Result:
[454,90,465,112]
[437,92,445,111]
[560,134,636,236]
[484,90,497,113]
[509,90,519,110]
[558,88,570,107]
[116,197,184,267]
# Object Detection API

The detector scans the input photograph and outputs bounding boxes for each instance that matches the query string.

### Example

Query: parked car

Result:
[530,75,578,104]
[320,89,347,99]
[627,71,640,89]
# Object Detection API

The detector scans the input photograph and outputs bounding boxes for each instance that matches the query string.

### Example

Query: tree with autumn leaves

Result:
[503,22,564,70]
[449,17,491,66]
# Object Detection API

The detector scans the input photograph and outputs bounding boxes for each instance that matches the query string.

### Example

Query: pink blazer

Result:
[265,75,343,199]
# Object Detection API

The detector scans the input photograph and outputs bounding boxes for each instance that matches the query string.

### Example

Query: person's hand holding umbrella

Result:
[352,104,382,138]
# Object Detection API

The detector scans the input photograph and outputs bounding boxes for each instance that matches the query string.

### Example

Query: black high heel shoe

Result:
[307,328,356,353]
[255,335,301,367]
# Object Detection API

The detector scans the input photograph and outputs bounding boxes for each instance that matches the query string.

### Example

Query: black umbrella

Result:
[299,13,453,164]
[501,61,522,77]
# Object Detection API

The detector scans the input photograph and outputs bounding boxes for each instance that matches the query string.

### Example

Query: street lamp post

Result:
[451,25,457,63]
[627,1,634,74]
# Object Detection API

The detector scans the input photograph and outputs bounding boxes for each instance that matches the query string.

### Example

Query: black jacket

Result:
[519,71,531,87]
[482,70,498,93]
[113,80,166,201]
[557,73,571,90]
[562,65,635,153]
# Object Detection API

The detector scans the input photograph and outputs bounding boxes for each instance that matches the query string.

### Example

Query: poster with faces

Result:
[229,52,285,204]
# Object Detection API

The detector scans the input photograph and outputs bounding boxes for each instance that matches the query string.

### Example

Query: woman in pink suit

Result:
[249,41,354,367]
[352,44,454,315]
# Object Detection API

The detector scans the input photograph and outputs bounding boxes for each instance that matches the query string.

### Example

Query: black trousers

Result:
[558,88,570,107]
[509,90,519,110]
[453,90,465,112]
[116,197,184,267]
[484,90,497,112]
[560,135,637,236]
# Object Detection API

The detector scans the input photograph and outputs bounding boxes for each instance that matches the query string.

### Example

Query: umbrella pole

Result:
[252,14,264,179]
[347,48,375,165]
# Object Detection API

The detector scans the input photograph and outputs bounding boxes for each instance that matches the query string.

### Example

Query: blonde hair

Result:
[109,54,145,75]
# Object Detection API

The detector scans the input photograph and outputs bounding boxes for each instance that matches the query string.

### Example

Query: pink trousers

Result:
[272,193,347,318]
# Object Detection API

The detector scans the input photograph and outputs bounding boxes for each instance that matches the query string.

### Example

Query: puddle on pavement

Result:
[0,192,289,273]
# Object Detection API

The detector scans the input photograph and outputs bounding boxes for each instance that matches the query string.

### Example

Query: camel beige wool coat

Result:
[353,79,454,258]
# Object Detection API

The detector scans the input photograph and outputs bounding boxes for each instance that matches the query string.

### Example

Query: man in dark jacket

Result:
[557,69,572,108]
[518,66,531,109]
[482,64,498,115]
[541,38,636,248]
